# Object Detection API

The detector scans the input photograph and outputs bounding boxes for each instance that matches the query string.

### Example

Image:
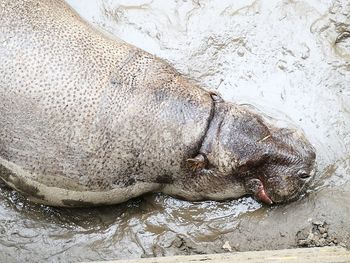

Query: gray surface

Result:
[89,247,350,263]
[0,0,350,262]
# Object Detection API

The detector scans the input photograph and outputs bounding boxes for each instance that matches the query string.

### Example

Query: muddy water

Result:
[1,0,350,262]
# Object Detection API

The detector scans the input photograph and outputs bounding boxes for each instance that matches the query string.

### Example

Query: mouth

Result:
[246,178,273,205]
[255,184,273,205]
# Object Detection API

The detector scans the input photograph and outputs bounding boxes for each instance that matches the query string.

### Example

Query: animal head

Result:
[187,103,316,204]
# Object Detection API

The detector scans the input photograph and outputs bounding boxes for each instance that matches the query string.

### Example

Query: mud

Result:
[297,221,339,247]
[0,0,350,262]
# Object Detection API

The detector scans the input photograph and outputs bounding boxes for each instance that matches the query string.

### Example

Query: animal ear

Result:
[186,153,207,171]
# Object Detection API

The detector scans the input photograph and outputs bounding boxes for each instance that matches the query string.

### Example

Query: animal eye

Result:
[298,172,310,179]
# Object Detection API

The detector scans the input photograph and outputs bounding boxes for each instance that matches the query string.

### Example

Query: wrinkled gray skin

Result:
[0,0,316,207]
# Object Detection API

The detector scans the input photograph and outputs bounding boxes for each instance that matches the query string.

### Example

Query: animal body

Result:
[0,0,316,207]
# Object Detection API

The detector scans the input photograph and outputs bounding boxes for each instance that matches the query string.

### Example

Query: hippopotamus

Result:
[0,0,316,207]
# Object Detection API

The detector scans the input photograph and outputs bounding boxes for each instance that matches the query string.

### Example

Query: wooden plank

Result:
[89,247,350,263]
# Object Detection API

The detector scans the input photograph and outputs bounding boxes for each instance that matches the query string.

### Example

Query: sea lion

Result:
[0,0,316,207]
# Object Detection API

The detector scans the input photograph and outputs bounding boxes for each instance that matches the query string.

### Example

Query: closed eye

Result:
[298,172,310,179]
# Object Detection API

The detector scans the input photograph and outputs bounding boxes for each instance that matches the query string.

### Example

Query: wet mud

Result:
[1,0,350,262]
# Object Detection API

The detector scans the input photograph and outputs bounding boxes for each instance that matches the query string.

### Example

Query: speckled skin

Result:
[0,0,316,207]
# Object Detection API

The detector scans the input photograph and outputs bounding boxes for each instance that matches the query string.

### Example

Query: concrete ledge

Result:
[89,246,349,263]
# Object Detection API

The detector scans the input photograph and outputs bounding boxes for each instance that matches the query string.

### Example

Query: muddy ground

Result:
[1,0,350,262]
